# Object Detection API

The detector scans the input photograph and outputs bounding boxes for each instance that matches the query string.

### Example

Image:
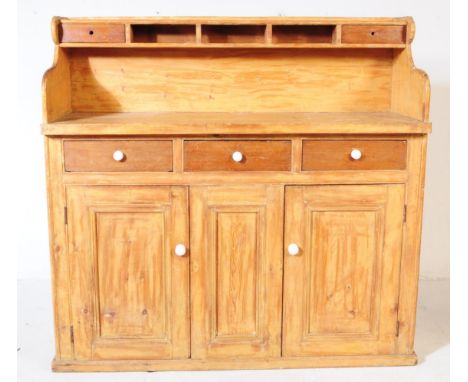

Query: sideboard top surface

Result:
[42,112,431,136]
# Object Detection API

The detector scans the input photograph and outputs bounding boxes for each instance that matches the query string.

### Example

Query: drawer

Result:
[63,140,173,172]
[59,23,126,43]
[341,25,406,44]
[184,140,291,171]
[302,140,407,171]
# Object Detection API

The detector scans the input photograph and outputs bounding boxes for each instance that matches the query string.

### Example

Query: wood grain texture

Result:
[62,169,408,186]
[51,16,62,45]
[52,353,418,371]
[44,137,74,360]
[58,42,408,49]
[60,23,125,43]
[131,24,196,43]
[96,212,167,339]
[42,112,431,135]
[184,140,291,171]
[201,25,267,43]
[42,16,430,371]
[342,25,406,44]
[52,17,413,48]
[42,48,71,123]
[397,136,428,353]
[215,211,258,337]
[272,25,335,44]
[56,16,412,25]
[67,49,393,113]
[302,140,407,171]
[391,48,431,121]
[66,186,190,360]
[307,210,380,335]
[283,185,405,356]
[291,138,302,172]
[63,140,173,172]
[190,185,283,358]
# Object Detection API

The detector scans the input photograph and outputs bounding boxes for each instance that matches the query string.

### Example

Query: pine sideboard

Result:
[42,16,431,372]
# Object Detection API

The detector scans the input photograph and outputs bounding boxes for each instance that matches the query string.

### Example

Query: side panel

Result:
[44,137,74,359]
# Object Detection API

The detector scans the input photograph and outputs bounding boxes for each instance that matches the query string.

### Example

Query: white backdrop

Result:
[17,0,449,280]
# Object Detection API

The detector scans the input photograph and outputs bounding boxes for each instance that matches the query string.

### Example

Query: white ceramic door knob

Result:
[232,151,243,162]
[174,244,187,257]
[350,149,362,160]
[113,150,125,161]
[287,243,300,256]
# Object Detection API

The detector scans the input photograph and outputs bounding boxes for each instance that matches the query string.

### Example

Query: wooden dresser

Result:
[42,16,431,372]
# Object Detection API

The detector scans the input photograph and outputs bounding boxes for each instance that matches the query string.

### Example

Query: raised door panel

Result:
[190,185,283,359]
[66,186,189,360]
[283,185,405,356]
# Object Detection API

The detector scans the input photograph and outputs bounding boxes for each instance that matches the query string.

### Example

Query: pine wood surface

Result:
[44,138,74,359]
[52,353,417,372]
[42,112,431,135]
[302,140,407,170]
[341,25,406,44]
[282,185,405,356]
[64,49,394,114]
[63,140,173,172]
[52,17,413,49]
[61,169,409,186]
[184,140,291,171]
[60,23,125,43]
[57,16,412,24]
[42,16,431,372]
[66,186,190,360]
[190,185,283,358]
[396,136,428,353]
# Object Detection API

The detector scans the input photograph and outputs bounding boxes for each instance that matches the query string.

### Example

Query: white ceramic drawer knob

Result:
[174,244,187,257]
[232,151,243,163]
[350,149,362,160]
[288,243,300,256]
[113,150,125,162]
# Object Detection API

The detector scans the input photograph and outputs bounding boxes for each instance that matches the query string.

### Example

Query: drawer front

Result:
[184,140,291,171]
[302,140,407,171]
[60,23,126,43]
[341,25,406,44]
[64,140,173,172]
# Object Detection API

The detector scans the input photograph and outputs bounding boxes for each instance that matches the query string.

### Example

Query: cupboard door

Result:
[283,185,405,356]
[66,186,189,360]
[190,185,283,359]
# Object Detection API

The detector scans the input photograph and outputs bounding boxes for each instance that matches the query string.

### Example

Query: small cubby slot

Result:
[131,24,196,43]
[272,25,335,44]
[201,24,266,43]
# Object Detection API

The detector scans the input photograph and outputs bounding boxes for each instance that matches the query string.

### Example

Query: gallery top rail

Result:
[51,16,415,48]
